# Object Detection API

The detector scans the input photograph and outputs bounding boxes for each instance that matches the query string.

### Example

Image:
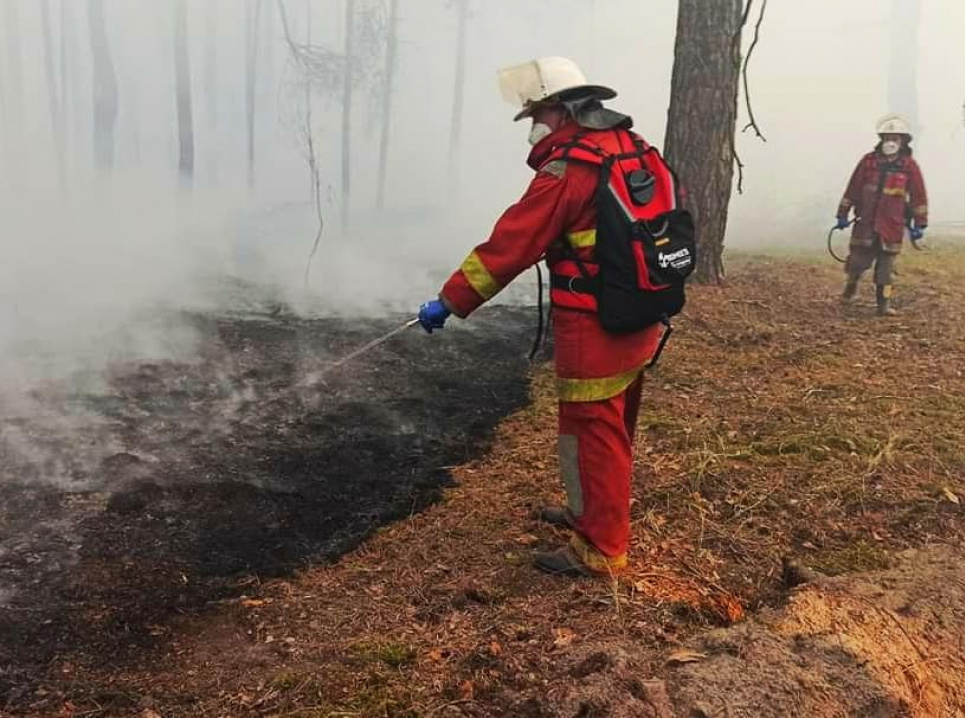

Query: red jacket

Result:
[440,122,661,402]
[837,149,928,250]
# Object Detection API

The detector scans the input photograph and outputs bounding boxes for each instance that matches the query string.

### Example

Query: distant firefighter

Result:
[835,114,928,316]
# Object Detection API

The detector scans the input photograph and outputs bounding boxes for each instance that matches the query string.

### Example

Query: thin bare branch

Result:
[740,0,754,29]
[278,0,326,288]
[733,145,745,195]
[740,0,767,141]
[299,0,324,290]
[275,0,347,96]
[275,0,297,52]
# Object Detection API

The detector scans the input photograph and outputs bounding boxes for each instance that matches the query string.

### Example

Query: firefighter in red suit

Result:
[836,114,928,316]
[417,57,663,577]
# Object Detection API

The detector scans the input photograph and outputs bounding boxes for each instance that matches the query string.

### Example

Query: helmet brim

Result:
[513,85,617,121]
[878,132,913,143]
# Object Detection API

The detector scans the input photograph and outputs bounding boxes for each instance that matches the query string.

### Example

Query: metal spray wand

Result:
[315,318,421,379]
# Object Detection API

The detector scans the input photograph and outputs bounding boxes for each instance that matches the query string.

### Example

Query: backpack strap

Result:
[646,317,674,369]
[551,129,646,165]
[548,134,613,289]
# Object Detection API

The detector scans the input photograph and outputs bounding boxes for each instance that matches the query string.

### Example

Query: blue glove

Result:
[835,216,850,230]
[418,299,451,334]
[909,226,925,242]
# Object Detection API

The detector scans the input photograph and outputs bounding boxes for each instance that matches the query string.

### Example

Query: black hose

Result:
[827,220,855,264]
[529,264,545,363]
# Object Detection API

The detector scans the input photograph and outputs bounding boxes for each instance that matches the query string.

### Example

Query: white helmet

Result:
[498,56,616,122]
[876,113,911,136]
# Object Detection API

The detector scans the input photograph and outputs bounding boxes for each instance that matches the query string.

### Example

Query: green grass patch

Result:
[810,540,892,576]
[350,640,418,669]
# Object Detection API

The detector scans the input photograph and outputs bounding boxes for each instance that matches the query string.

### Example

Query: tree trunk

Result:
[664,0,743,284]
[204,0,218,180]
[41,0,66,188]
[303,0,324,288]
[262,0,275,125]
[3,0,23,137]
[0,38,4,120]
[375,0,399,210]
[341,0,356,229]
[889,0,919,133]
[0,38,6,187]
[60,0,71,158]
[87,0,118,173]
[174,0,194,184]
[123,70,141,164]
[245,0,262,189]
[447,0,468,201]
[0,15,6,144]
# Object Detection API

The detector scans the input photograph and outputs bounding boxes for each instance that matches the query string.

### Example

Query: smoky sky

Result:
[0,0,963,384]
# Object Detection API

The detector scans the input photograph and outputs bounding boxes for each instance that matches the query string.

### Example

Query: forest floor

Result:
[3,241,965,717]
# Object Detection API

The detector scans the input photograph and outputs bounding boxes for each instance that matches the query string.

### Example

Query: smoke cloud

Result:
[0,0,963,387]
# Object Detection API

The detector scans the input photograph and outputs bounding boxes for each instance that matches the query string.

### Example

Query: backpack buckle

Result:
[627,170,655,205]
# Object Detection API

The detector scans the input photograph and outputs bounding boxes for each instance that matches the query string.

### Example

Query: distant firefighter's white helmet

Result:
[497,56,616,122]
[876,113,911,136]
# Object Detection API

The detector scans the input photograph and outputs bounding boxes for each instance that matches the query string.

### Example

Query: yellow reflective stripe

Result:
[882,187,906,196]
[566,228,597,248]
[913,205,928,214]
[460,250,501,300]
[557,365,643,403]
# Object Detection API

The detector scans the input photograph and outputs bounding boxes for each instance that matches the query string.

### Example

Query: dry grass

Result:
[35,243,965,717]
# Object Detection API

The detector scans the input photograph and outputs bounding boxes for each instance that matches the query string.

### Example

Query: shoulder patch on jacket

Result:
[539,159,567,179]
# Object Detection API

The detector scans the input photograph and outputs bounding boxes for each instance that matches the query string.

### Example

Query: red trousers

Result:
[558,374,643,561]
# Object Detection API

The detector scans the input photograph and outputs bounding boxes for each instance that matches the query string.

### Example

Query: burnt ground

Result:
[3,245,965,717]
[0,301,535,708]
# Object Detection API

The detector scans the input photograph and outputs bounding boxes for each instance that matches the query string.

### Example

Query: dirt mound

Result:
[494,545,965,718]
[667,545,965,717]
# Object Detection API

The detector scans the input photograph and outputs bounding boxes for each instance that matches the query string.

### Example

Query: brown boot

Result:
[841,276,859,304]
[536,505,573,528]
[876,285,897,316]
[534,536,628,578]
[533,547,595,577]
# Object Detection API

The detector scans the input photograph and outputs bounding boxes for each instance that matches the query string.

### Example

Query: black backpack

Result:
[554,130,696,337]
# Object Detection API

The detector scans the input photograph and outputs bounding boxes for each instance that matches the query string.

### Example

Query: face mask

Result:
[882,140,900,156]
[528,122,553,146]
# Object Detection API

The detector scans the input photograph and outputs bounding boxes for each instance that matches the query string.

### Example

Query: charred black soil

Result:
[5,249,965,717]
[0,303,534,706]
